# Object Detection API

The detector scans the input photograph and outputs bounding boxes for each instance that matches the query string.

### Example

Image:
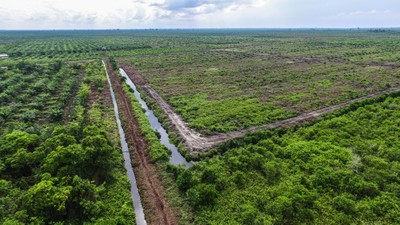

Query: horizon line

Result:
[0,27,399,31]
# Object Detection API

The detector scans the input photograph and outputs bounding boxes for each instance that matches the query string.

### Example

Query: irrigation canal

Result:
[105,62,147,225]
[104,62,192,225]
[119,68,192,168]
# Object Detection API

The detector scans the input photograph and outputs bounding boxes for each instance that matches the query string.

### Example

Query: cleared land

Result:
[123,65,400,152]
[118,31,400,134]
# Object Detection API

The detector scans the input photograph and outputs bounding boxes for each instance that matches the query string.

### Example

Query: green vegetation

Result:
[0,30,200,61]
[2,29,400,224]
[0,60,71,126]
[0,61,134,224]
[123,85,169,162]
[174,95,400,224]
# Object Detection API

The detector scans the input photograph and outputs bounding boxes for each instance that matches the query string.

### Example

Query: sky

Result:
[0,0,399,29]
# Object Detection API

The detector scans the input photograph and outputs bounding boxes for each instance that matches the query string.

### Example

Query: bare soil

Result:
[87,84,99,108]
[122,65,400,154]
[106,60,178,225]
[64,70,85,121]
[101,79,113,109]
[65,59,97,64]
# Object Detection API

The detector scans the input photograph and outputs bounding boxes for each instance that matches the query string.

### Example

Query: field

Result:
[1,29,400,225]
[118,30,400,134]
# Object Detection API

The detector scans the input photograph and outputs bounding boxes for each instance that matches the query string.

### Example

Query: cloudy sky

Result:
[0,0,399,29]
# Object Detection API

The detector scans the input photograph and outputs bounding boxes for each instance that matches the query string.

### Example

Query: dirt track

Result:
[122,65,400,153]
[105,60,177,225]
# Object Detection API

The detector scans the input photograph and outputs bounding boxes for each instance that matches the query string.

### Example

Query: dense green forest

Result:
[0,61,134,224]
[173,95,400,224]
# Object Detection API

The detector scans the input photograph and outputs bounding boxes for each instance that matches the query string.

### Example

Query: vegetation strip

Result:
[105,58,178,225]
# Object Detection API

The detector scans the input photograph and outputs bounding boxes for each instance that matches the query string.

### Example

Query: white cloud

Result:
[0,0,399,29]
[342,9,392,16]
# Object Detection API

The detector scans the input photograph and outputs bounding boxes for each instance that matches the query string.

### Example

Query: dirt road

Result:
[122,65,400,154]
[106,59,178,225]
